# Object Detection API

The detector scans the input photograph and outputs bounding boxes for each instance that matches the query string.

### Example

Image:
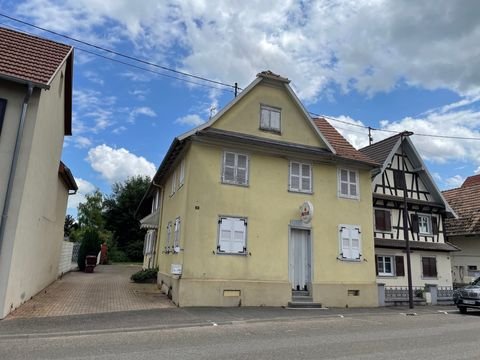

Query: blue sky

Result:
[1,1,479,216]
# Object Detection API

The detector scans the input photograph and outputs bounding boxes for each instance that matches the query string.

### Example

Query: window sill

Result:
[288,189,313,195]
[221,181,249,187]
[216,251,248,256]
[259,127,281,135]
[375,229,393,234]
[337,258,362,263]
[338,194,360,201]
[377,274,395,277]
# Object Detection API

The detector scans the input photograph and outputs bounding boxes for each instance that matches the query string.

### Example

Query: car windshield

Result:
[472,278,480,286]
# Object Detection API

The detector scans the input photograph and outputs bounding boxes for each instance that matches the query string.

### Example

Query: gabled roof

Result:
[177,70,336,154]
[313,118,378,166]
[0,26,74,135]
[359,133,456,216]
[463,174,480,187]
[443,179,480,236]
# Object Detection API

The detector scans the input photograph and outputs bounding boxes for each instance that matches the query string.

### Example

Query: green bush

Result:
[77,227,102,271]
[130,268,158,283]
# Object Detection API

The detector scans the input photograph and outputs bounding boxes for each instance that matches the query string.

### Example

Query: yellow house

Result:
[0,27,77,319]
[139,71,380,307]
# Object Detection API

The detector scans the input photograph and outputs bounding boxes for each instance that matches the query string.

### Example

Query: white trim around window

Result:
[166,221,172,253]
[418,214,432,235]
[179,159,185,187]
[289,161,312,193]
[260,105,281,133]
[377,255,394,276]
[173,217,181,253]
[338,224,361,261]
[338,168,359,200]
[222,151,249,186]
[170,171,177,196]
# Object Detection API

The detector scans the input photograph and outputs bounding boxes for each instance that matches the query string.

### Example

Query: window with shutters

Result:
[260,105,281,133]
[393,169,406,190]
[374,209,392,232]
[217,217,247,254]
[165,222,172,253]
[173,217,181,253]
[338,168,359,199]
[170,171,177,196]
[339,225,361,260]
[422,257,437,278]
[179,159,185,187]
[289,161,312,193]
[222,151,249,186]
[0,98,6,136]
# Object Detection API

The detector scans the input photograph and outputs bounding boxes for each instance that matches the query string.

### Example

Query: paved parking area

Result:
[7,264,173,319]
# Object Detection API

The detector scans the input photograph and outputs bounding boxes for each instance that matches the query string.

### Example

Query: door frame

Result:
[288,224,313,293]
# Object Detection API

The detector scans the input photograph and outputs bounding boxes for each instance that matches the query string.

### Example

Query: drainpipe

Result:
[0,83,34,255]
[152,181,164,269]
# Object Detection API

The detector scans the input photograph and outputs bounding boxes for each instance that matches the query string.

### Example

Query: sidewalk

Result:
[7,264,173,319]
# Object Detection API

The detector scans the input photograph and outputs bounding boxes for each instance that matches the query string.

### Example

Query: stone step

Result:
[288,301,323,309]
[292,296,313,302]
[292,290,310,297]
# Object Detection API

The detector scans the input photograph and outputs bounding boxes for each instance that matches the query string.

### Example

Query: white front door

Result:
[289,228,311,291]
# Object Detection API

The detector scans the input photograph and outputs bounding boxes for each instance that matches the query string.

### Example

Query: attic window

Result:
[260,105,281,133]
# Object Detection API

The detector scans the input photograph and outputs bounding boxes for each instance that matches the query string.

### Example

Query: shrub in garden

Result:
[130,268,158,283]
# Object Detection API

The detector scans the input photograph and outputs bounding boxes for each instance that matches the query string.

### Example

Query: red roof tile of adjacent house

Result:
[313,117,379,165]
[0,26,72,87]
[443,181,480,236]
[462,174,480,188]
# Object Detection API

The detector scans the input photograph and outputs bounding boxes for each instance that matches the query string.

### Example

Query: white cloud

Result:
[86,144,156,184]
[128,106,157,123]
[84,70,104,85]
[445,175,465,189]
[15,1,480,101]
[67,178,96,211]
[74,136,93,149]
[475,167,480,174]
[129,89,149,100]
[175,114,205,127]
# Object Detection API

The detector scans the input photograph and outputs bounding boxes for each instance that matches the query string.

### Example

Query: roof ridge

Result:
[0,26,71,50]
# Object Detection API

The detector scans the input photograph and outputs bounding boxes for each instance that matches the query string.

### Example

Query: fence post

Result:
[425,284,438,305]
[378,283,385,307]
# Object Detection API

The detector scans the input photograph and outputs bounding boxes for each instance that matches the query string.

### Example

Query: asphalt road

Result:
[1,307,480,359]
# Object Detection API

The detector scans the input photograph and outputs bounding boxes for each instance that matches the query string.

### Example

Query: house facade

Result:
[139,71,380,308]
[359,135,457,289]
[443,175,480,285]
[0,27,77,319]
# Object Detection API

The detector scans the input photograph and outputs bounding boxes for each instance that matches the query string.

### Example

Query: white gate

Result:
[289,228,311,291]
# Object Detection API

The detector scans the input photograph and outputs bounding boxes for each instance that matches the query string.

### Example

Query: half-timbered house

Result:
[360,133,458,289]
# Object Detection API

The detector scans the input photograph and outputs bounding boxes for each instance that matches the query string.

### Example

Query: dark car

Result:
[454,277,480,314]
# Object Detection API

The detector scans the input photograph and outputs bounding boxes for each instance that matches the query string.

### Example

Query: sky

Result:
[1,0,480,216]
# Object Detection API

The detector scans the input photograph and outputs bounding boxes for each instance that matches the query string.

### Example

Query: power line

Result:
[310,112,480,141]
[0,13,241,91]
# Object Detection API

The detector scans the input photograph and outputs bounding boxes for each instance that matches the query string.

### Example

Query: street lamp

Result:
[400,131,414,309]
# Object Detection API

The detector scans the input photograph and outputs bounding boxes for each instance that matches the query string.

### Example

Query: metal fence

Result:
[385,286,425,301]
[71,242,81,263]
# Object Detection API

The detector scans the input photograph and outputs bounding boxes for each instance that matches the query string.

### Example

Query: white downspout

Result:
[0,83,34,255]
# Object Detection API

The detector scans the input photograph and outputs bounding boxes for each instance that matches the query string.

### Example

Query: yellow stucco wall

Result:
[449,236,480,284]
[0,63,70,318]
[157,140,377,307]
[211,81,327,148]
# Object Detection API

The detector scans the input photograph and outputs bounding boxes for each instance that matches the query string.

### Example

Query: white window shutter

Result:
[341,228,351,259]
[236,154,248,185]
[260,108,270,129]
[218,218,233,252]
[232,219,246,253]
[218,218,246,253]
[270,110,280,130]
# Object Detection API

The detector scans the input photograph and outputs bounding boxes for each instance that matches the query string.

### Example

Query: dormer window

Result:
[260,105,281,133]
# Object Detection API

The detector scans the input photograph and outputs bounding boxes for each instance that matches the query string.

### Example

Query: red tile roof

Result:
[0,26,74,135]
[443,182,480,236]
[463,174,480,187]
[0,26,72,87]
[313,117,378,165]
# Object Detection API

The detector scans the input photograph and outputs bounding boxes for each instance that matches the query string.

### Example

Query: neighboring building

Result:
[0,27,77,319]
[138,71,380,308]
[443,175,480,285]
[359,134,457,289]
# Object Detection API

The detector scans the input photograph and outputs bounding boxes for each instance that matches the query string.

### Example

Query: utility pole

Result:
[368,127,374,145]
[234,82,238,97]
[400,131,414,309]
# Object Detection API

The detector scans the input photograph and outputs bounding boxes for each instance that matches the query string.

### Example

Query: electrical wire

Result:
[0,13,241,91]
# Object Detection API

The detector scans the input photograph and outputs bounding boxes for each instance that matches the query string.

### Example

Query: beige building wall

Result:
[375,248,453,287]
[0,63,70,318]
[449,236,480,284]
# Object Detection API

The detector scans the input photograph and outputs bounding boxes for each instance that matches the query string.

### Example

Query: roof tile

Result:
[443,182,480,236]
[0,26,72,86]
[313,118,378,165]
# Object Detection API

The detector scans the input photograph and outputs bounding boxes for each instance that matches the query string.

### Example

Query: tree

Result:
[77,190,105,229]
[104,176,151,262]
[64,214,78,238]
[77,227,102,271]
